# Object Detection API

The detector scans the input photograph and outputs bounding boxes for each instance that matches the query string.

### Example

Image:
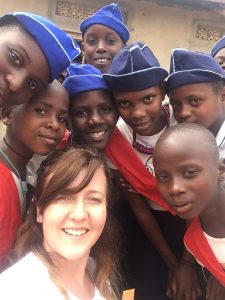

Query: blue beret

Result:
[167,48,225,94]
[80,3,129,43]
[0,12,81,82]
[63,63,110,97]
[103,42,168,91]
[210,36,225,57]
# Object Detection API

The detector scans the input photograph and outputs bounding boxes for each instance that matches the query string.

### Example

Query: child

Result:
[104,42,200,299]
[80,3,129,73]
[210,36,225,71]
[0,80,69,270]
[63,63,118,151]
[0,147,120,300]
[153,122,225,299]
[0,11,80,107]
[167,48,225,159]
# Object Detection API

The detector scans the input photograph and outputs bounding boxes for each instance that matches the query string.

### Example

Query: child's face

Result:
[69,90,117,151]
[169,82,224,130]
[214,48,225,72]
[0,27,50,107]
[82,24,124,74]
[154,134,221,220]
[114,85,165,136]
[6,82,69,157]
[38,167,107,262]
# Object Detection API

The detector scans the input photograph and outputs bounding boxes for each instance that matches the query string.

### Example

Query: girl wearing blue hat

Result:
[211,36,225,71]
[64,63,118,151]
[104,42,202,300]
[0,12,80,108]
[167,48,225,159]
[0,80,69,271]
[80,3,129,74]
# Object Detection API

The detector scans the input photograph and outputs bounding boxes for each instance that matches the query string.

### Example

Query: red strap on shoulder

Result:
[105,127,175,214]
[184,218,225,287]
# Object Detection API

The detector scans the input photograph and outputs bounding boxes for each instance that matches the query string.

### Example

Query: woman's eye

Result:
[10,49,23,66]
[27,79,38,92]
[87,196,103,204]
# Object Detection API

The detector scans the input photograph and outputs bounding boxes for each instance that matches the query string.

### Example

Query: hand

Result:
[117,176,139,195]
[168,262,202,300]
[206,274,225,300]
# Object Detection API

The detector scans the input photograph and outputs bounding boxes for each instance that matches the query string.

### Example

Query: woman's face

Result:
[37,168,107,262]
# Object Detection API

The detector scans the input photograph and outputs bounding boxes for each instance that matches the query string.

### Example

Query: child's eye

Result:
[190,98,202,106]
[107,39,117,45]
[144,96,154,103]
[170,100,180,110]
[156,173,169,183]
[35,107,47,115]
[58,115,68,124]
[118,101,129,108]
[183,169,199,178]
[101,106,112,114]
[10,49,23,66]
[86,39,96,46]
[27,79,38,92]
[72,110,88,117]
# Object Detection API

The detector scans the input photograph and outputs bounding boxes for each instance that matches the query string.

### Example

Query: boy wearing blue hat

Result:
[80,3,129,73]
[167,48,225,159]
[0,80,69,270]
[0,12,80,108]
[104,42,201,300]
[63,63,117,151]
[211,36,225,71]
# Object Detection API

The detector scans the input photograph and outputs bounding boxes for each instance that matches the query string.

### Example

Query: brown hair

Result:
[14,146,120,300]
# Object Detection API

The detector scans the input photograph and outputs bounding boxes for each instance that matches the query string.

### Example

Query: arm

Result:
[206,274,225,300]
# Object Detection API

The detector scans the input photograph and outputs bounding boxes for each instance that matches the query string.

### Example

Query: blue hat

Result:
[167,48,225,94]
[80,3,129,43]
[63,63,110,97]
[103,42,168,91]
[0,12,81,82]
[210,36,225,57]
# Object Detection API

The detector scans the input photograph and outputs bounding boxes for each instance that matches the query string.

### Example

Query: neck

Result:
[200,185,225,238]
[208,113,225,136]
[50,252,94,299]
[0,139,31,180]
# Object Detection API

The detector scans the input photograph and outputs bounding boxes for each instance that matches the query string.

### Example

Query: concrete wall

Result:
[0,0,224,138]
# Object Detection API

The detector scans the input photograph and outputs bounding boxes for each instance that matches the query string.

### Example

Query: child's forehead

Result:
[84,24,122,38]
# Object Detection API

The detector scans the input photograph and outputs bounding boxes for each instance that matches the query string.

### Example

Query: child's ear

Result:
[220,86,225,105]
[160,81,166,100]
[0,105,13,126]
[81,43,86,64]
[218,158,225,181]
[36,206,43,224]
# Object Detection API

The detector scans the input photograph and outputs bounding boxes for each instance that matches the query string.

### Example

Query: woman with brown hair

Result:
[0,147,120,300]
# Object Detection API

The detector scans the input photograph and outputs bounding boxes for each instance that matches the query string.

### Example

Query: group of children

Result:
[0,2,224,300]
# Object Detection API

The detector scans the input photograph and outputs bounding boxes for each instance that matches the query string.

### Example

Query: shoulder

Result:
[0,253,58,300]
